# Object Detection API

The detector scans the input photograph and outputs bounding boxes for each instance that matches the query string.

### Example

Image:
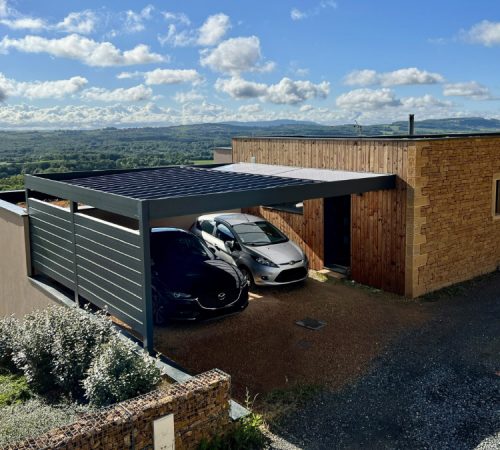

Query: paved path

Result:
[273,274,500,449]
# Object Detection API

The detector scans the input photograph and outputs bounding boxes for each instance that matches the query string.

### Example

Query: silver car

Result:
[190,213,308,286]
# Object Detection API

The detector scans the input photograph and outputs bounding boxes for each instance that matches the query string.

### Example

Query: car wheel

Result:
[153,291,167,326]
[239,266,254,288]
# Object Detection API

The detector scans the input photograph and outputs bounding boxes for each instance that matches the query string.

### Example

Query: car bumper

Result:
[159,286,249,321]
[249,261,309,286]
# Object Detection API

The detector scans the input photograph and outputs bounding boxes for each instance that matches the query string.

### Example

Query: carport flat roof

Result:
[25,164,395,220]
[215,162,387,182]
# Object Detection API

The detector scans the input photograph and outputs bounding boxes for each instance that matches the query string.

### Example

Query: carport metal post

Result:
[139,200,154,354]
[69,200,80,306]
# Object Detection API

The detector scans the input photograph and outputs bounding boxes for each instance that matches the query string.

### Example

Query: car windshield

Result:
[232,221,288,246]
[151,231,213,265]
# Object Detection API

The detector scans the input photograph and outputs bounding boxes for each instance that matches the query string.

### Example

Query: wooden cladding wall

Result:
[233,138,410,295]
[245,200,324,270]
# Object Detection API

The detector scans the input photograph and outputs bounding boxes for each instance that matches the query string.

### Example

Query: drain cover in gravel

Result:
[295,318,326,330]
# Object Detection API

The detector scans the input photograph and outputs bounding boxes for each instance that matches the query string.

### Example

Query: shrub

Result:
[0,399,90,446]
[0,316,20,373]
[83,337,161,407]
[198,413,269,450]
[0,374,31,407]
[13,306,114,398]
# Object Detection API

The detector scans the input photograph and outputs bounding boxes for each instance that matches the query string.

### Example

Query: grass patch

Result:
[0,399,91,446]
[258,383,323,423]
[0,374,31,407]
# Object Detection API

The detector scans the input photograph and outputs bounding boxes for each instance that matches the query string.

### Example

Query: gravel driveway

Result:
[273,273,500,449]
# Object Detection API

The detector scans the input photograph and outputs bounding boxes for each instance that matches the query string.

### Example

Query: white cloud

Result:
[290,1,337,21]
[0,88,5,102]
[238,104,261,113]
[443,81,493,100]
[198,13,231,46]
[0,17,46,30]
[401,94,452,109]
[173,90,204,103]
[0,73,88,99]
[215,77,268,99]
[0,0,8,17]
[290,9,307,21]
[266,78,329,104]
[81,85,152,102]
[462,20,500,46]
[215,76,329,105]
[0,34,165,67]
[300,104,314,112]
[124,5,154,33]
[344,68,445,87]
[56,10,97,34]
[162,11,190,26]
[143,68,203,85]
[200,36,275,74]
[336,88,401,110]
[159,13,230,47]
[118,68,203,86]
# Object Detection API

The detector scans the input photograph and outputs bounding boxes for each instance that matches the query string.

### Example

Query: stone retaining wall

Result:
[9,369,231,450]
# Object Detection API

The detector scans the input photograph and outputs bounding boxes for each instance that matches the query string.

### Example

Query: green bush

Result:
[12,306,114,398]
[0,374,31,407]
[198,413,269,450]
[83,337,161,407]
[0,399,90,446]
[0,316,20,373]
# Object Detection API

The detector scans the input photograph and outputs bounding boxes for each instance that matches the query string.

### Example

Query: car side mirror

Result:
[226,240,235,251]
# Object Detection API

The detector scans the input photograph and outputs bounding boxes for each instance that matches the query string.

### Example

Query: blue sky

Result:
[0,0,499,128]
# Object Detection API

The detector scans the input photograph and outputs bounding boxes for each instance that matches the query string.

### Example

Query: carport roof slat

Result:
[63,166,318,200]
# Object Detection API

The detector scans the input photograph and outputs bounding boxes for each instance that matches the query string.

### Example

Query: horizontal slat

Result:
[77,281,143,329]
[28,205,71,229]
[77,264,142,302]
[76,246,142,280]
[31,233,73,258]
[27,198,71,222]
[33,260,75,290]
[29,216,72,239]
[75,226,141,261]
[31,241,73,268]
[75,213,140,245]
[31,226,72,247]
[77,256,141,296]
[32,251,74,280]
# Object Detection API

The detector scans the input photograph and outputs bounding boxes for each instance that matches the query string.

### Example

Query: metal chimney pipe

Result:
[408,114,415,136]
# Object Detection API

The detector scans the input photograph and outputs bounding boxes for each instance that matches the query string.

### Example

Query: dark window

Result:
[215,223,234,242]
[264,201,304,215]
[232,221,288,246]
[200,220,215,234]
[496,180,500,215]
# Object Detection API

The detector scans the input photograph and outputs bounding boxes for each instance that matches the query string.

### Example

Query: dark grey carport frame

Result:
[25,165,395,353]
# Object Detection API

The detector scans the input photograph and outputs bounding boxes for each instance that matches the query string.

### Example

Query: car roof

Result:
[151,227,191,234]
[197,213,264,226]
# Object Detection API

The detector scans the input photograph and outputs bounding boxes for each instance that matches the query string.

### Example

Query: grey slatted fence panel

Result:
[28,199,75,289]
[73,213,145,334]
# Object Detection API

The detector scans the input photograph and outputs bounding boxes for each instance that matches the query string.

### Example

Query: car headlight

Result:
[171,292,195,300]
[252,255,279,268]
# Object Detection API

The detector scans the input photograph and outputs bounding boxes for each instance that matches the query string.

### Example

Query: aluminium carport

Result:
[24,164,395,353]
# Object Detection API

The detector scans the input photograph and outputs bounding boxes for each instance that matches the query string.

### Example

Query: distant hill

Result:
[1,116,500,190]
[221,119,319,127]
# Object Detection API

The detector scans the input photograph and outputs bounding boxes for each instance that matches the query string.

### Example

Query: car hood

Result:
[247,241,305,265]
[153,259,242,296]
